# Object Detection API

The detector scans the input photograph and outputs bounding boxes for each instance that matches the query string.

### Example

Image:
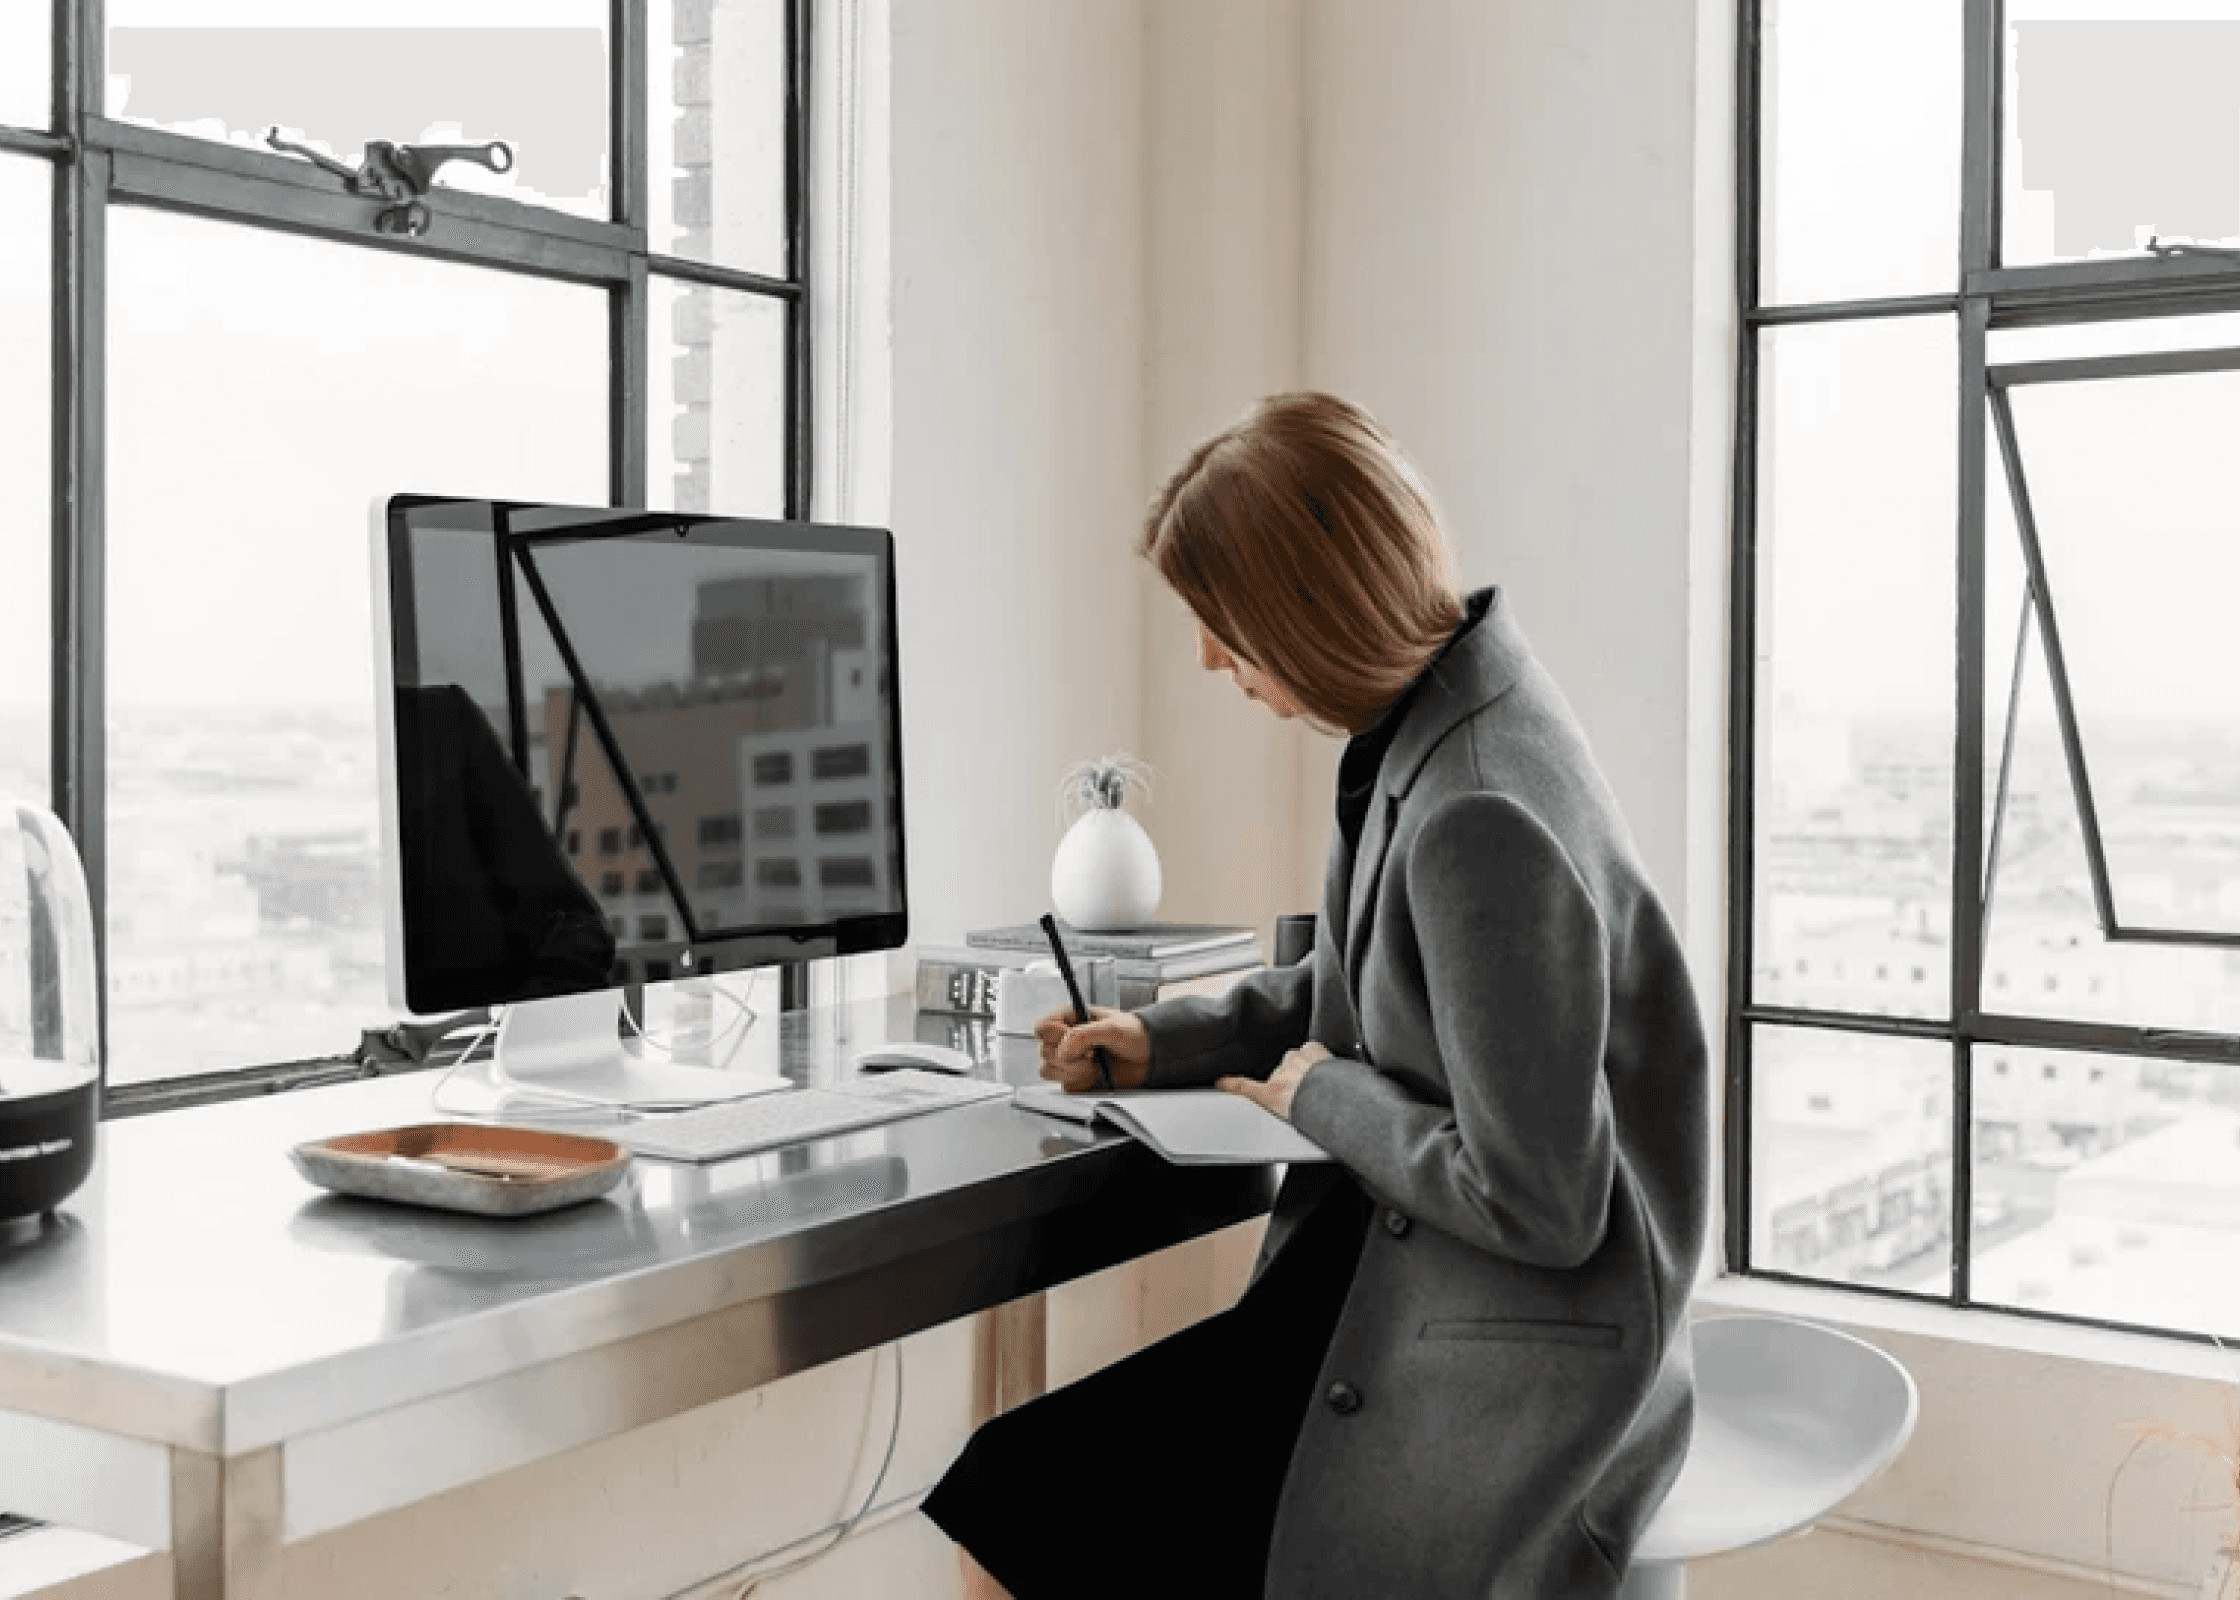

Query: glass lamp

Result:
[0,800,100,1230]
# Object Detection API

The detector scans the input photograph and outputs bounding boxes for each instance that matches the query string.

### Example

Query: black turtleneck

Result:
[1334,590,1491,856]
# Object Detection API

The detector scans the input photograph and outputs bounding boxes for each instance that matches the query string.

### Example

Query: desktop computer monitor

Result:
[371,495,907,1105]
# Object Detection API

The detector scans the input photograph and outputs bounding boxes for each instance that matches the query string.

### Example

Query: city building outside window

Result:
[1,1,813,1110]
[1739,0,2240,1345]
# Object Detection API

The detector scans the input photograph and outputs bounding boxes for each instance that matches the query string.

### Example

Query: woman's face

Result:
[1197,622,1306,721]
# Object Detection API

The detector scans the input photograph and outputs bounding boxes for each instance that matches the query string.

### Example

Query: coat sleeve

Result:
[1134,959,1315,1091]
[1289,791,1617,1270]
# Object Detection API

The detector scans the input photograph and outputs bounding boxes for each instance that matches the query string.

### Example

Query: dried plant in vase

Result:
[1050,754,1161,932]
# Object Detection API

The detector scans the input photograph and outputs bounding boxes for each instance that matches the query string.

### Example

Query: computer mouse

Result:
[853,1042,976,1074]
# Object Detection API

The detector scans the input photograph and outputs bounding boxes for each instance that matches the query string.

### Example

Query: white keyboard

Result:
[615,1069,1013,1163]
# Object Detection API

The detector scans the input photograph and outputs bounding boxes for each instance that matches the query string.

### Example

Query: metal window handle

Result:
[263,128,361,184]
[2146,234,2240,267]
[263,129,516,238]
[365,139,516,199]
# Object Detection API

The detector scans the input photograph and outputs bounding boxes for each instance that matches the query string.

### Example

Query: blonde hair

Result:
[1141,392,1464,733]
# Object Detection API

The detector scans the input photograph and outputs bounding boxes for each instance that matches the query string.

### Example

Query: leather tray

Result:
[290,1122,632,1217]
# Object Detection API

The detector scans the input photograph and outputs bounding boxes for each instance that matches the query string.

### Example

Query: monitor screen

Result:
[375,496,906,1015]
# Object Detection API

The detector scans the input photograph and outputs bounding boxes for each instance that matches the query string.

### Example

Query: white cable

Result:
[621,981,760,1067]
[655,1341,907,1600]
[428,981,774,1118]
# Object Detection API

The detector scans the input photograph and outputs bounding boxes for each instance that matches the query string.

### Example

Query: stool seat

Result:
[1620,1313,1917,1596]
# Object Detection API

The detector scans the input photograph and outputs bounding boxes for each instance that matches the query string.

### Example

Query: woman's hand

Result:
[1218,1041,1330,1122]
[1034,1006,1152,1093]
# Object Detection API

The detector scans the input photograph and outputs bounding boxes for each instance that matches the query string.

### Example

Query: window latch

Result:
[264,127,516,238]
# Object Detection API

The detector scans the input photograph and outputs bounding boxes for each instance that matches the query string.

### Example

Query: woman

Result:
[922,392,1710,1598]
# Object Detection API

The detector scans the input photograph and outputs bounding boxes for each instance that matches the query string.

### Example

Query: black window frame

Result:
[3,0,816,1118]
[1731,0,2240,1345]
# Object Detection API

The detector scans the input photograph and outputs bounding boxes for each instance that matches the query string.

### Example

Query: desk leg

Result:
[169,1446,283,1600]
[969,1291,1046,1426]
[959,1294,1046,1600]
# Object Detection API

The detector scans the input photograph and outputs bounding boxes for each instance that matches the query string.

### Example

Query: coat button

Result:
[1383,1210,1411,1238]
[1325,1381,1363,1416]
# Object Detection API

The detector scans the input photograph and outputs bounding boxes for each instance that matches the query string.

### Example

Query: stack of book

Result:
[914,921,1264,1019]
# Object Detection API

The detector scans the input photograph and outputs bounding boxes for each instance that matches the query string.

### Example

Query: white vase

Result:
[1050,807,1162,932]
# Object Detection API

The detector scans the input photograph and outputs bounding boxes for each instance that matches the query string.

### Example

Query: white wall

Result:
[1297,0,1714,921]
[1138,0,1322,938]
[1137,0,1732,962]
[889,0,1149,948]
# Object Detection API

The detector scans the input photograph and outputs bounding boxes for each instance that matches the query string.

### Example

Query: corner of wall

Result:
[1137,0,1321,939]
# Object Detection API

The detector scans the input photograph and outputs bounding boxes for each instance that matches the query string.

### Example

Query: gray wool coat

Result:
[1135,587,1711,1598]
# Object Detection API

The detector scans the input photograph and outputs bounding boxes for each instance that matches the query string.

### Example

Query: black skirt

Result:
[922,1169,1374,1599]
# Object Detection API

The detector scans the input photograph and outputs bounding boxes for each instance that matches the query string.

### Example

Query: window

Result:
[7,3,813,1106]
[1739,1,2240,1344]
[637,914,669,943]
[811,742,870,781]
[0,158,48,815]
[813,799,872,836]
[699,813,744,847]
[695,860,744,890]
[753,804,796,839]
[753,750,794,786]
[635,869,663,896]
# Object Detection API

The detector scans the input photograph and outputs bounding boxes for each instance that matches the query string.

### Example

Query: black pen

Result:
[1039,913,1114,1093]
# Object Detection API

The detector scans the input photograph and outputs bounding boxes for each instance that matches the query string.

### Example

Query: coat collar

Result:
[1373,586,1526,799]
[1334,587,1528,1001]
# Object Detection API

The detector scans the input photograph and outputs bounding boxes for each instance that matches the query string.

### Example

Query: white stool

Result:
[1617,1314,1919,1599]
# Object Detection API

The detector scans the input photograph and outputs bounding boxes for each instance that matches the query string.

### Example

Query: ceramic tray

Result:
[291,1121,632,1217]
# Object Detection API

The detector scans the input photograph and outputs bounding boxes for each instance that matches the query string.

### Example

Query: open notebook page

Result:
[1015,1086,1331,1166]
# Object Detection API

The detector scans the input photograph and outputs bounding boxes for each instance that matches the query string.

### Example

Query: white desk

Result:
[0,998,1274,1598]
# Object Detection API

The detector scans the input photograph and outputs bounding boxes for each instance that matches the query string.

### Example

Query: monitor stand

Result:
[470,990,788,1110]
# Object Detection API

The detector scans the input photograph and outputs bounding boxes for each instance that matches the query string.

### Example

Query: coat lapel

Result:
[1342,788,1396,999]
[1337,588,1531,1005]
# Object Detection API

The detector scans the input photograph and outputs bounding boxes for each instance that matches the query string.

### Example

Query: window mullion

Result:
[1950,290,1992,1307]
[616,255,648,509]
[777,0,816,1016]
[0,126,68,158]
[1961,0,2001,277]
[1725,0,1768,1278]
[646,253,802,300]
[1944,0,2002,1311]
[1969,1012,2240,1067]
[784,0,814,524]
[55,149,107,1097]
[617,0,646,233]
[65,0,95,133]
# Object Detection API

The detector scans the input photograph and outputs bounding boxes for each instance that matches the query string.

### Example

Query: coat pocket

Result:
[1419,1317,1624,1350]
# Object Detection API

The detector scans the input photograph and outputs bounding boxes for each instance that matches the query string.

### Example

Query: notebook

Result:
[1014,1085,1331,1166]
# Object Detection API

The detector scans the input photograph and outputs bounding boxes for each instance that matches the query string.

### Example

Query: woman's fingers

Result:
[1033,1006,1150,1092]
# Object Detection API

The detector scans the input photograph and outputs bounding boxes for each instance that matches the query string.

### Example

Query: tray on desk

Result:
[291,1122,633,1217]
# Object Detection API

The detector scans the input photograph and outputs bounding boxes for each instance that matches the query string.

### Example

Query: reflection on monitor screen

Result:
[375,497,907,1037]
